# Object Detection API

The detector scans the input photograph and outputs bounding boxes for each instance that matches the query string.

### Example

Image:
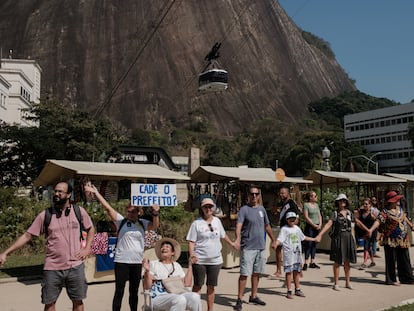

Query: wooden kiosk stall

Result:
[304,170,406,250]
[34,159,190,283]
[189,165,313,268]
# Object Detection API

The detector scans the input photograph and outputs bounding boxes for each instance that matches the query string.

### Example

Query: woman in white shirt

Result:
[186,198,235,311]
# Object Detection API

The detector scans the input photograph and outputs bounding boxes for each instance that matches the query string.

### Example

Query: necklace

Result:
[161,262,175,276]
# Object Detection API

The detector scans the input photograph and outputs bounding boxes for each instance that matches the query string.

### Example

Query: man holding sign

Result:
[84,184,160,311]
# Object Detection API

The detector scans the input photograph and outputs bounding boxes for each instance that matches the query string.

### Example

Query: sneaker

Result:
[310,263,320,269]
[333,284,340,291]
[359,264,367,270]
[234,298,243,311]
[368,262,376,268]
[302,263,308,271]
[295,289,306,297]
[346,283,354,290]
[249,296,266,306]
[286,291,294,299]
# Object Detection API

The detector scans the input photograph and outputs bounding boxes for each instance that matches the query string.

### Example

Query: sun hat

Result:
[201,197,215,208]
[385,191,403,203]
[335,193,349,202]
[286,211,298,219]
[154,237,181,261]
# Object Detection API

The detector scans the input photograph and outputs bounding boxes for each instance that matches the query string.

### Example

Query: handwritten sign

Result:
[131,183,177,207]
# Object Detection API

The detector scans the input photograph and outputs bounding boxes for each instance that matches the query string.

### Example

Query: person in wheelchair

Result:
[142,238,202,311]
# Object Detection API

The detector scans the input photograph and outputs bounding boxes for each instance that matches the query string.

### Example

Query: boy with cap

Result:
[275,211,318,299]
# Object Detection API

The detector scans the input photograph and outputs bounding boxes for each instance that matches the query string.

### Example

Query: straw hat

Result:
[154,237,181,261]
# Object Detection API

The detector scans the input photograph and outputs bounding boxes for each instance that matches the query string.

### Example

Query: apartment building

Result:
[344,102,414,173]
[0,58,42,126]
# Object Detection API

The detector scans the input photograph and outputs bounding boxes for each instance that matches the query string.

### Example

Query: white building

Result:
[0,58,42,126]
[344,102,414,173]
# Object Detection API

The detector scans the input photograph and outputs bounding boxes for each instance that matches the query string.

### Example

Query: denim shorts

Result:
[240,249,266,276]
[284,263,301,273]
[41,263,87,304]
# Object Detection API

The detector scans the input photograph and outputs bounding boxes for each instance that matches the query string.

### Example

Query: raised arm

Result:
[84,184,118,221]
[142,258,153,290]
[0,232,33,266]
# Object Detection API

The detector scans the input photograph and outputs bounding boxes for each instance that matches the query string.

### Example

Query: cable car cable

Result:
[94,0,180,118]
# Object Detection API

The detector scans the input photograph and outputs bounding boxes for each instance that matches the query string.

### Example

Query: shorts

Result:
[284,263,301,273]
[192,263,222,287]
[41,263,88,305]
[240,249,266,276]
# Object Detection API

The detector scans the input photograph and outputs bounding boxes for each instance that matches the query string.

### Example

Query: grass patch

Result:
[0,253,44,279]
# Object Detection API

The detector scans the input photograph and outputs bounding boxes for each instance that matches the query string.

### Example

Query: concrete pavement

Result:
[2,248,414,311]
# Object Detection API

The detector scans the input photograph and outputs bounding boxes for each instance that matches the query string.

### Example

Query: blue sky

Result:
[278,0,414,104]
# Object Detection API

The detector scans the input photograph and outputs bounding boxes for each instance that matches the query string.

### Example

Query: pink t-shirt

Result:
[27,206,93,270]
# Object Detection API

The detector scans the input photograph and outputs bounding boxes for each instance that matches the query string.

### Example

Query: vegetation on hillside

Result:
[0,90,404,188]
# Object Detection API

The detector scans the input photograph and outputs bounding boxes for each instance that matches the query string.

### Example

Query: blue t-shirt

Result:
[237,204,270,250]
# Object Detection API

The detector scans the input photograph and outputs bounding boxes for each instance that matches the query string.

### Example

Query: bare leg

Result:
[44,302,56,311]
[72,300,84,311]
[344,262,351,286]
[237,275,247,299]
[293,271,300,289]
[285,272,292,292]
[251,273,259,298]
[206,285,215,311]
[333,262,340,286]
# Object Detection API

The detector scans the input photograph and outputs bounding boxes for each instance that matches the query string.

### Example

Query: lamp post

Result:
[348,152,382,174]
[322,146,331,171]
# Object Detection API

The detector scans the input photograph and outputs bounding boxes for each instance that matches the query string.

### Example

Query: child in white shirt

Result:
[276,211,317,299]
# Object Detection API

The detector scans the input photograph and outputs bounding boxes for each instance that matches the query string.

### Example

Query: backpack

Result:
[43,204,86,243]
[115,218,145,249]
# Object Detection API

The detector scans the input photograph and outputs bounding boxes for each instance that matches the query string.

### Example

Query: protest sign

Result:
[131,183,177,206]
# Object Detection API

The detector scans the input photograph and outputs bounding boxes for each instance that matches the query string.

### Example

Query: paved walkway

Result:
[3,248,414,311]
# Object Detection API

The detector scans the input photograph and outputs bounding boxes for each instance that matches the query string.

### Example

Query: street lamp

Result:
[348,152,382,174]
[322,146,331,171]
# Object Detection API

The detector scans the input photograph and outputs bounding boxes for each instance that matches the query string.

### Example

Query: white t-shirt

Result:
[149,260,185,298]
[186,216,226,265]
[277,224,305,267]
[114,213,149,263]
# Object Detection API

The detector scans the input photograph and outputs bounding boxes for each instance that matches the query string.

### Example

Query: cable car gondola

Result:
[198,42,229,92]
[198,68,228,91]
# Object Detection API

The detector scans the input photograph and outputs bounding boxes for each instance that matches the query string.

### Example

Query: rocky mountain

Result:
[0,0,355,135]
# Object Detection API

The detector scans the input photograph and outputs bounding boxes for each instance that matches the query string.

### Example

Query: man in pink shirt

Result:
[0,181,95,311]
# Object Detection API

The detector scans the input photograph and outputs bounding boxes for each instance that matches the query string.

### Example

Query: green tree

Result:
[0,99,125,186]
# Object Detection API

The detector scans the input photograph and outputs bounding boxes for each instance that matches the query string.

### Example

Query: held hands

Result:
[189,254,198,265]
[233,239,241,250]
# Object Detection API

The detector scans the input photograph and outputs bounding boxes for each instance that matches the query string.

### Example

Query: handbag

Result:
[161,276,187,294]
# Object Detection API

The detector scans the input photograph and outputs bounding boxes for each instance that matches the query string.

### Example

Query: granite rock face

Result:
[0,0,355,134]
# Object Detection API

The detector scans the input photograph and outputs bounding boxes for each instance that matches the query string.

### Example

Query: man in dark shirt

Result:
[273,187,299,277]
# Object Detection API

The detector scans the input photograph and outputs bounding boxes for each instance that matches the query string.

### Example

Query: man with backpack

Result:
[83,184,160,311]
[0,181,95,311]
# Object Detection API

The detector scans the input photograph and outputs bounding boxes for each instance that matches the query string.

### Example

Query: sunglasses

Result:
[208,223,214,232]
[250,192,260,196]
